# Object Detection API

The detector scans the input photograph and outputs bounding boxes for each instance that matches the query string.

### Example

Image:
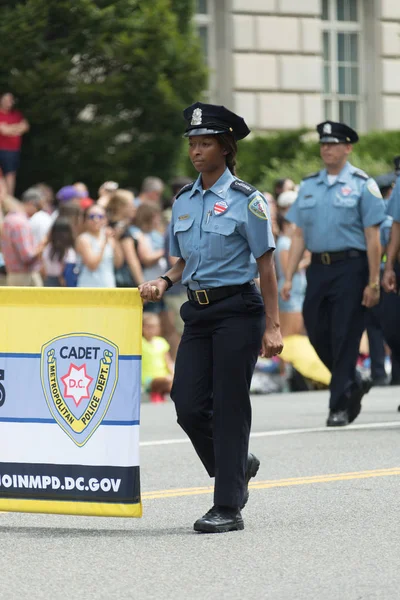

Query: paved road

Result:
[1,388,400,600]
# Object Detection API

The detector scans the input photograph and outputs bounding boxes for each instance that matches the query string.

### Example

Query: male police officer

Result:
[282,121,386,426]
[365,172,396,387]
[382,157,400,295]
[382,156,400,397]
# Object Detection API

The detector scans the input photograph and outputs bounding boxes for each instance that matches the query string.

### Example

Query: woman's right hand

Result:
[139,278,168,303]
[280,279,292,301]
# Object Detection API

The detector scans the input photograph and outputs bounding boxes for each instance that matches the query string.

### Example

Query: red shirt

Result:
[0,110,24,151]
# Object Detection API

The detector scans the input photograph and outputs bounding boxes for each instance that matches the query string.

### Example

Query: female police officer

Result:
[139,102,283,533]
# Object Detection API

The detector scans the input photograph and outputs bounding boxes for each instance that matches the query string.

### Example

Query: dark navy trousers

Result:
[366,303,387,382]
[380,265,400,384]
[171,287,264,509]
[303,256,368,411]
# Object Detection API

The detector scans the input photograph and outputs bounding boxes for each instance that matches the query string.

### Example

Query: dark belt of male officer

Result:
[187,281,254,305]
[311,249,366,265]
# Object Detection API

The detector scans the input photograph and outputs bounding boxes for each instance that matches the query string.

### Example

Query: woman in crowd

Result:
[42,218,77,287]
[135,203,167,293]
[75,205,123,288]
[275,190,309,337]
[58,203,84,238]
[97,180,119,209]
[106,189,144,287]
[273,177,296,199]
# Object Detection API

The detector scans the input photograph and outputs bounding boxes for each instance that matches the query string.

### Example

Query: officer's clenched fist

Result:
[139,278,168,303]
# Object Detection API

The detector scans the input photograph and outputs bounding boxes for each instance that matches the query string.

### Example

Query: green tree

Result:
[0,0,206,195]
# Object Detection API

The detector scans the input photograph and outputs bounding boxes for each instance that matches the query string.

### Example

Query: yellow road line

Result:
[142,467,400,500]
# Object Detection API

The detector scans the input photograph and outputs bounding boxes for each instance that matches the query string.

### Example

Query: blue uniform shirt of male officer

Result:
[383,158,400,294]
[282,120,386,428]
[170,168,275,290]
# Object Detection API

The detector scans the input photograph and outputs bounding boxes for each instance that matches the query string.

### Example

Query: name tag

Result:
[178,214,190,221]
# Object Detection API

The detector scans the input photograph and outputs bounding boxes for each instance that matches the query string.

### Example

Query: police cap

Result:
[317,120,359,144]
[183,102,250,141]
[394,156,400,174]
[374,173,396,192]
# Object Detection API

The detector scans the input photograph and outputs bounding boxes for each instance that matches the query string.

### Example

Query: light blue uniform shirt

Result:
[387,175,400,222]
[287,161,386,253]
[170,168,275,290]
[380,215,393,249]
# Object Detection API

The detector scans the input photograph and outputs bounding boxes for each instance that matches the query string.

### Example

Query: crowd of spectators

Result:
[0,174,194,401]
[0,168,395,398]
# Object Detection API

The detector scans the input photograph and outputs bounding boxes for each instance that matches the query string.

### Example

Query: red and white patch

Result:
[213,200,228,216]
[341,186,352,197]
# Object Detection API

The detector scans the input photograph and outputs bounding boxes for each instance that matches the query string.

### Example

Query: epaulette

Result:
[230,179,257,197]
[175,182,194,199]
[354,170,368,180]
[303,172,319,181]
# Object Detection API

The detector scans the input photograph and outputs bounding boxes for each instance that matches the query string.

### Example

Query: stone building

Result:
[195,0,400,132]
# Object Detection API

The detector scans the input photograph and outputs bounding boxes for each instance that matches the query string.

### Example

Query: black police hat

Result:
[183,102,250,141]
[394,156,400,174]
[375,173,396,192]
[317,120,359,144]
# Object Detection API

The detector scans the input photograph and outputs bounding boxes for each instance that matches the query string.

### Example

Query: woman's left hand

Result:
[260,327,284,358]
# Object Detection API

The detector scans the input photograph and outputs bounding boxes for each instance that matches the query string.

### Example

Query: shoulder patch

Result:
[248,195,269,220]
[230,179,257,197]
[354,170,369,181]
[175,182,194,199]
[366,179,382,198]
[303,172,319,181]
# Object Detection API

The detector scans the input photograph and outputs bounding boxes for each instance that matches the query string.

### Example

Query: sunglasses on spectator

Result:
[88,213,105,220]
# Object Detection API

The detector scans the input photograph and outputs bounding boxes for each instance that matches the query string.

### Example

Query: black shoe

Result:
[193,505,244,533]
[326,410,349,427]
[348,378,372,424]
[241,453,260,509]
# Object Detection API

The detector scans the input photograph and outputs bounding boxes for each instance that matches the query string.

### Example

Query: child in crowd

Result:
[142,313,174,403]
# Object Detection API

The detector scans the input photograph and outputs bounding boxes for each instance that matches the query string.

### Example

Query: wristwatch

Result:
[159,275,173,290]
[368,281,380,291]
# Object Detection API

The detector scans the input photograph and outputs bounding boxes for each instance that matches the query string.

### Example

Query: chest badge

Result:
[341,186,352,197]
[213,200,229,216]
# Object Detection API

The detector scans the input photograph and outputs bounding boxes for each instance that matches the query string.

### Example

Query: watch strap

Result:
[159,275,173,290]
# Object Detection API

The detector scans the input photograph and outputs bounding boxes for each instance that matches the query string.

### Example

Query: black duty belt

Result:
[187,282,254,305]
[311,249,366,266]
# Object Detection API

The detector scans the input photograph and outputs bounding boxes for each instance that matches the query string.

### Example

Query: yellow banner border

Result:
[0,498,142,518]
